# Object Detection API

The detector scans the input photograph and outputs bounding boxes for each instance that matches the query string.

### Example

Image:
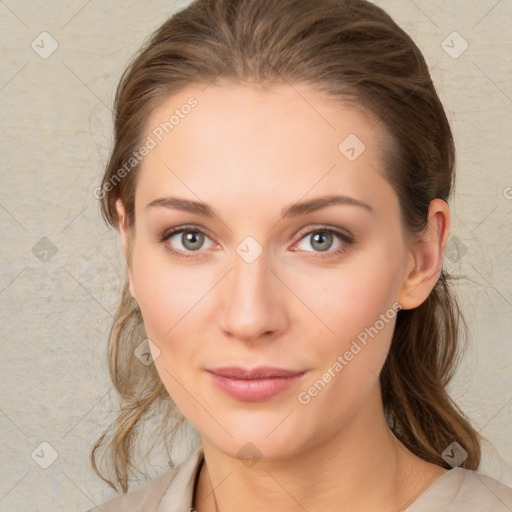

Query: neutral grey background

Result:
[1,1,511,510]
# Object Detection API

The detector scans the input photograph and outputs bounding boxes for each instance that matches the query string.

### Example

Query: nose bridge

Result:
[219,245,287,341]
[233,246,269,298]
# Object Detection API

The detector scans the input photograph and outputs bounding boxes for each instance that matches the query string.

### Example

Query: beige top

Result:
[87,447,512,511]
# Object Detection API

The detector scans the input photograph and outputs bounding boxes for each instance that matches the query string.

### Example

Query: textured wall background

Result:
[1,1,511,510]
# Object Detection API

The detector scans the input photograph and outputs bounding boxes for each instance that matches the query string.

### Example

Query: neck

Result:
[193,388,442,512]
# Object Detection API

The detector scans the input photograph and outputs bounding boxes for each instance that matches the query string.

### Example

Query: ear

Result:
[398,199,451,310]
[115,199,137,301]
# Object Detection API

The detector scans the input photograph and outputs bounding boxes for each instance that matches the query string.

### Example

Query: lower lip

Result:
[207,372,306,402]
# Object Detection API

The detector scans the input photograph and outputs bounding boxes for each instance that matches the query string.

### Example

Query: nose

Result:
[218,249,289,342]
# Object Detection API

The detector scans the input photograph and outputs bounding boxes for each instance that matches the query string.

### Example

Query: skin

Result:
[116,83,450,512]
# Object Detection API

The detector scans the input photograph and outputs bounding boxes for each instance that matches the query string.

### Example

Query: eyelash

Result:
[158,224,354,260]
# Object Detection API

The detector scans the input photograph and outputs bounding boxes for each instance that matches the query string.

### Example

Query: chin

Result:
[197,411,319,463]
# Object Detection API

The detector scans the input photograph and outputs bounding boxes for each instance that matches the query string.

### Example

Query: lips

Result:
[205,366,306,401]
[207,366,305,379]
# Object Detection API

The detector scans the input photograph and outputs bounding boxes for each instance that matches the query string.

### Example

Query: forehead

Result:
[146,82,381,154]
[136,83,397,220]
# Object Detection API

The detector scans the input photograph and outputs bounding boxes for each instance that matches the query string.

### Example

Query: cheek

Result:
[286,249,404,407]
[289,250,402,347]
[131,246,216,342]
[292,265,401,426]
[131,248,211,414]
[130,244,228,411]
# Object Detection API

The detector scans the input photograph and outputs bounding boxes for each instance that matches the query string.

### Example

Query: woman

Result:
[88,0,512,510]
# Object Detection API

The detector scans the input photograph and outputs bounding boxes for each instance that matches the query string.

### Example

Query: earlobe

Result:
[115,199,137,301]
[398,199,451,310]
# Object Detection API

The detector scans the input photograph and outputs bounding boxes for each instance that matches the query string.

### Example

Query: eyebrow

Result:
[145,194,374,217]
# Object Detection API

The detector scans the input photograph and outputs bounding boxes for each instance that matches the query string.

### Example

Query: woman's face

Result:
[118,83,420,460]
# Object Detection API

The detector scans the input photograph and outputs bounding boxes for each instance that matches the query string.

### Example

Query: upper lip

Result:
[206,366,306,379]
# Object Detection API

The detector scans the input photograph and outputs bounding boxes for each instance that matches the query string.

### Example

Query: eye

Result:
[159,224,354,259]
[159,225,216,258]
[294,226,353,255]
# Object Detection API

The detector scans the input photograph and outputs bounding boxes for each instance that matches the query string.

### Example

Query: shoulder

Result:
[85,446,204,512]
[407,467,512,511]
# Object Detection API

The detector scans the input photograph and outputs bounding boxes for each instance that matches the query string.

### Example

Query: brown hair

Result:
[92,0,483,492]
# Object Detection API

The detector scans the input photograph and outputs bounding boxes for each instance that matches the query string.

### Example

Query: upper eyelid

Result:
[163,224,215,239]
[295,225,352,239]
